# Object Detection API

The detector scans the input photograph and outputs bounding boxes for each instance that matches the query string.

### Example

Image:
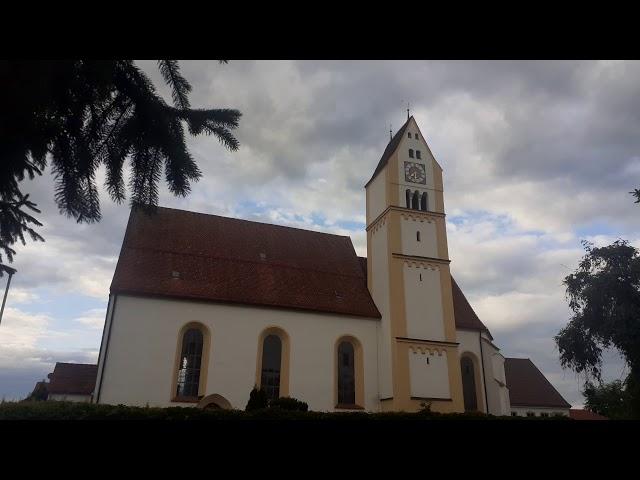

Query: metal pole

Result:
[0,271,15,326]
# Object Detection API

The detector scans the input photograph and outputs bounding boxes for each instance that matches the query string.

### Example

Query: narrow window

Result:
[421,192,428,211]
[417,231,421,242]
[415,133,419,140]
[176,328,203,398]
[406,189,411,208]
[419,273,422,281]
[540,412,549,417]
[338,341,355,405]
[411,190,419,210]
[261,334,282,401]
[426,356,429,364]
[526,412,535,417]
[511,412,518,417]
[408,132,412,138]
[461,356,478,412]
[416,150,421,159]
[409,149,414,158]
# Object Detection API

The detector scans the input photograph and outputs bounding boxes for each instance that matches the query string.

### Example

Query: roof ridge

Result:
[141,205,353,240]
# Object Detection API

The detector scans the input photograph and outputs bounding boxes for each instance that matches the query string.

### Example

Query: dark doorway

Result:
[461,356,478,411]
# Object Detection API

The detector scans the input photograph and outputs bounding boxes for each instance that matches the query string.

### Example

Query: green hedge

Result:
[0,401,573,421]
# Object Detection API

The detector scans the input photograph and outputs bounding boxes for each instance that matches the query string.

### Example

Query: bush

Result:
[245,386,268,411]
[269,397,308,412]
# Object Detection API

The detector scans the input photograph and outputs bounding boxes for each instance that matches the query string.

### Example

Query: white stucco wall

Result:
[367,169,387,225]
[48,394,92,403]
[400,216,438,258]
[510,407,570,417]
[96,295,380,412]
[370,221,393,399]
[408,349,450,399]
[404,265,445,341]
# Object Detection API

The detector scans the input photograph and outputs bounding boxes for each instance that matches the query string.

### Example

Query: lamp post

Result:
[0,266,17,326]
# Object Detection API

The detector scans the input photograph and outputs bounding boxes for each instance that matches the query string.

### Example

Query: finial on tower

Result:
[389,124,393,141]
[407,102,410,120]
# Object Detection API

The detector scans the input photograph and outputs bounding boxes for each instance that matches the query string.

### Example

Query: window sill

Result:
[335,404,365,410]
[171,396,201,404]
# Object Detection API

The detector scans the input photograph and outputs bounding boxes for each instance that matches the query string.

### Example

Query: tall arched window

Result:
[461,356,478,412]
[176,328,203,399]
[421,192,428,211]
[261,334,283,400]
[412,190,419,210]
[406,189,411,208]
[338,341,356,404]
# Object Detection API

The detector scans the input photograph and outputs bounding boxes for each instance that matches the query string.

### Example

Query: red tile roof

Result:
[450,277,492,338]
[48,363,98,395]
[569,409,608,420]
[111,207,381,319]
[504,358,571,409]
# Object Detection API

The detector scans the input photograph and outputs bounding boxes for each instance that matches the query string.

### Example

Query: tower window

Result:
[417,231,421,242]
[411,190,419,210]
[415,133,419,140]
[416,150,421,159]
[405,189,411,209]
[419,273,422,281]
[420,192,428,211]
[409,149,414,158]
[408,132,412,138]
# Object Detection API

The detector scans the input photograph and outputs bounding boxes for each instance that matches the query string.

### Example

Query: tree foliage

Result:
[555,239,640,418]
[0,60,241,276]
[583,379,633,419]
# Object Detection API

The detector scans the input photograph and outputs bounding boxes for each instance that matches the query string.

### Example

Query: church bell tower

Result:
[365,116,464,412]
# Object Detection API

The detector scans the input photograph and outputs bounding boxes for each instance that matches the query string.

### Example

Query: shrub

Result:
[245,386,269,411]
[269,397,308,412]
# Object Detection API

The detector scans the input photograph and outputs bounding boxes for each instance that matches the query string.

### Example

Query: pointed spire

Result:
[407,102,410,121]
[389,124,393,141]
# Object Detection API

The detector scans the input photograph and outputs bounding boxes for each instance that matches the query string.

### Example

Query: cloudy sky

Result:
[1,60,638,407]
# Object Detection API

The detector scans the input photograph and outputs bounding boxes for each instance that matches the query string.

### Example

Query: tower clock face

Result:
[404,162,426,184]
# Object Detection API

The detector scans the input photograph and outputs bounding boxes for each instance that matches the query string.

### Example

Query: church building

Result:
[94,116,512,414]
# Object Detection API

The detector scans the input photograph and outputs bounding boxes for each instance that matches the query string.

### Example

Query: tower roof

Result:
[365,116,411,188]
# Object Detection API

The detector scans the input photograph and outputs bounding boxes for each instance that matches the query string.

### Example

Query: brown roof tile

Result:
[450,277,492,338]
[111,207,381,319]
[48,363,97,395]
[569,409,608,420]
[504,358,571,409]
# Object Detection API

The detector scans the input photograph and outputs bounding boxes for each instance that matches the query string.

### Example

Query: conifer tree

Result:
[0,60,241,275]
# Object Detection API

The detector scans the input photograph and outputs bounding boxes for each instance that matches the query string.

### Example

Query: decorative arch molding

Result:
[171,321,212,402]
[334,335,365,410]
[400,212,435,223]
[460,351,486,413]
[255,326,290,398]
[408,345,446,356]
[197,393,233,410]
[403,260,441,271]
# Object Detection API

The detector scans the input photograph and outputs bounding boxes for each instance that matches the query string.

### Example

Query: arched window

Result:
[409,149,414,158]
[335,336,364,409]
[261,334,282,400]
[421,192,428,211]
[416,150,421,159]
[412,190,419,210]
[406,189,411,208]
[176,328,204,399]
[461,356,478,412]
[408,132,412,138]
[338,342,356,404]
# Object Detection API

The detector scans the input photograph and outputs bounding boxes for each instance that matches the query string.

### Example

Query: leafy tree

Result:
[0,60,241,276]
[555,239,640,418]
[583,379,632,419]
[245,386,268,411]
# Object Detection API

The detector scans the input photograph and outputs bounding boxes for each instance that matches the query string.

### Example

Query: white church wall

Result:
[400,215,438,258]
[481,336,511,416]
[96,294,380,412]
[510,406,570,417]
[367,169,387,225]
[48,394,92,403]
[408,348,450,399]
[403,265,445,341]
[370,221,393,399]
